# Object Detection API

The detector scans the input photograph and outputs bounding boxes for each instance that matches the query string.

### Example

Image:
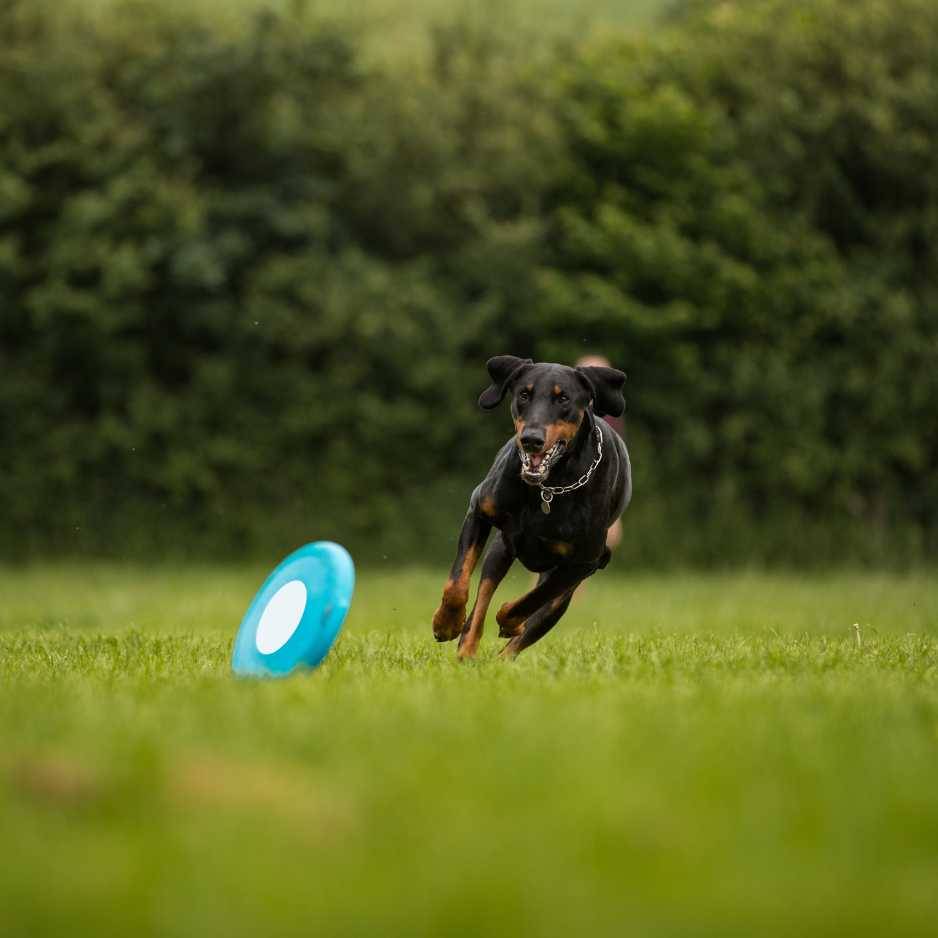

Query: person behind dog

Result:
[576,354,624,552]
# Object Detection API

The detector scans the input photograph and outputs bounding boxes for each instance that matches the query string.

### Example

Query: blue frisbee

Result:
[231,541,354,678]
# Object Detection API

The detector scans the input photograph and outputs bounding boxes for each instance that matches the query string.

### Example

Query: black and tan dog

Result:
[432,355,631,659]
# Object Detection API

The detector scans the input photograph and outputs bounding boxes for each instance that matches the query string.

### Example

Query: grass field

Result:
[2,564,937,937]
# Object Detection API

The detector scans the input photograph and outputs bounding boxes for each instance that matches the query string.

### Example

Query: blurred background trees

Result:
[2,0,936,566]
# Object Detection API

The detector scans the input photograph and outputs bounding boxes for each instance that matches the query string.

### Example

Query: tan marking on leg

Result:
[445,543,479,605]
[432,596,466,641]
[433,544,480,641]
[496,600,525,637]
[500,589,574,659]
[499,635,522,659]
[549,592,567,610]
[454,544,479,583]
[457,576,498,660]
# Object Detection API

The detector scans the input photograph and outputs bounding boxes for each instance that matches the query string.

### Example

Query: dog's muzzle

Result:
[518,440,565,484]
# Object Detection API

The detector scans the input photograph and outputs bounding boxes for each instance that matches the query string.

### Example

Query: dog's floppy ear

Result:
[478,355,533,410]
[575,365,627,417]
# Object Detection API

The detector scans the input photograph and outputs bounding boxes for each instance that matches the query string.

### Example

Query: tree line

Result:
[2,0,936,565]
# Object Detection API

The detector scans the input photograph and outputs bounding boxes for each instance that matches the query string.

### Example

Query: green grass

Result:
[2,564,938,937]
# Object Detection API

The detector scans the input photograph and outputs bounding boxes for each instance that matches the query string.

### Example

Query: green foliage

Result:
[534,0,938,560]
[2,0,937,564]
[0,0,556,559]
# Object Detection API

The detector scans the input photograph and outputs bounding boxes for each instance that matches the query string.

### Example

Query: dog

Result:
[432,355,631,659]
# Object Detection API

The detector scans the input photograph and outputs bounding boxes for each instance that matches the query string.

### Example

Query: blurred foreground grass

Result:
[1,565,937,936]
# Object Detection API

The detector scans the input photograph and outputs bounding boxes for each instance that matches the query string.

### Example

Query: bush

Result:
[530,0,938,564]
[0,0,558,561]
[2,0,937,566]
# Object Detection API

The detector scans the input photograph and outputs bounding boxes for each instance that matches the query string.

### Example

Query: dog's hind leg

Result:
[495,562,594,641]
[432,510,491,642]
[457,535,514,660]
[499,570,547,638]
[500,588,574,658]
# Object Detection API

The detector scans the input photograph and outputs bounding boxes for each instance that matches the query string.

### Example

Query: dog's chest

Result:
[517,504,578,540]
[503,500,590,569]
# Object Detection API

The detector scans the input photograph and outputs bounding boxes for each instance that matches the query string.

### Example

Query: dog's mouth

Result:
[518,441,565,484]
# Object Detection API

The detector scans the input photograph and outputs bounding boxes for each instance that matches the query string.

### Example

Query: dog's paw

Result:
[495,602,525,638]
[498,638,521,660]
[432,602,466,642]
[456,638,479,660]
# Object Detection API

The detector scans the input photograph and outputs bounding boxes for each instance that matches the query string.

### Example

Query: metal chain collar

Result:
[538,426,603,514]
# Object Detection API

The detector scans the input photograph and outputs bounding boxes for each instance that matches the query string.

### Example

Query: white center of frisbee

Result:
[255,579,308,655]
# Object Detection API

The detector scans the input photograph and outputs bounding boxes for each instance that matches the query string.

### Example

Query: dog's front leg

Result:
[432,509,491,642]
[457,534,514,659]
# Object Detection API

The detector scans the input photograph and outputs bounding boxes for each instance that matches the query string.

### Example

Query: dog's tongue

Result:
[529,453,544,471]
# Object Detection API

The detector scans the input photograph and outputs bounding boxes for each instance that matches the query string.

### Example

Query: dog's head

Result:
[478,355,626,484]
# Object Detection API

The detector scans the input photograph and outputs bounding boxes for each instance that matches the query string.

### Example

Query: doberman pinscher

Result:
[432,355,631,659]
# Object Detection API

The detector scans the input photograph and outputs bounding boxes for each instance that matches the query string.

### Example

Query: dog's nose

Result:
[520,429,545,453]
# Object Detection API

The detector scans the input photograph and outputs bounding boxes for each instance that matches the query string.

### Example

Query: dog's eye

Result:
[518,390,530,403]
[557,393,569,404]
